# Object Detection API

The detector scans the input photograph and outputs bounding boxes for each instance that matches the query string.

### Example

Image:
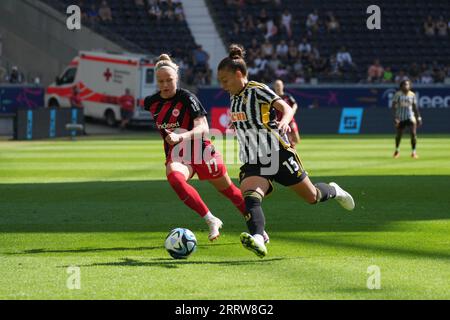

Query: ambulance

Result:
[45,51,157,126]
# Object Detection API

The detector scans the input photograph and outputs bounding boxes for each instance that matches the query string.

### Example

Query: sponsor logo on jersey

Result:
[231,112,248,122]
[157,121,180,130]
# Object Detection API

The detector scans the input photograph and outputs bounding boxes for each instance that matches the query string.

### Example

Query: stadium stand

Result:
[206,0,450,84]
[38,0,450,86]
[40,0,212,85]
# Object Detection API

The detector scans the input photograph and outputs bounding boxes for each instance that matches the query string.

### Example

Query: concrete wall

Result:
[0,0,125,86]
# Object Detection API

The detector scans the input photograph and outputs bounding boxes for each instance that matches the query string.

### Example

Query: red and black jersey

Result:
[144,88,211,161]
[274,93,298,122]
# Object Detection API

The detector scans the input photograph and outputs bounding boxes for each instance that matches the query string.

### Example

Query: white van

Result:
[45,51,157,126]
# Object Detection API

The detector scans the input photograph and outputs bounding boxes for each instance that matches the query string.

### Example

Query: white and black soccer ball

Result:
[164,228,197,259]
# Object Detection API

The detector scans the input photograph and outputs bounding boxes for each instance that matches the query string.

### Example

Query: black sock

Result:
[395,135,401,149]
[314,183,336,202]
[243,190,265,236]
[411,135,417,150]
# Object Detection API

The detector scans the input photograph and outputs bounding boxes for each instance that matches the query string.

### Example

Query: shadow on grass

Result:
[72,257,289,269]
[0,176,449,233]
[275,234,450,261]
[6,242,237,255]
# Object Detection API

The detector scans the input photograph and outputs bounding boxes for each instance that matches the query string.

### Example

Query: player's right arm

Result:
[391,92,400,127]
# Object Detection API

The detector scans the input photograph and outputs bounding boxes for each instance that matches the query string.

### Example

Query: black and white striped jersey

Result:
[229,81,290,164]
[392,90,417,121]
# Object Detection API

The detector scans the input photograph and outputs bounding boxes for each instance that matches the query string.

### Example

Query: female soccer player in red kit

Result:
[144,54,253,241]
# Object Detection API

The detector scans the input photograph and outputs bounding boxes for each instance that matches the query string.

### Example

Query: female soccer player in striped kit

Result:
[144,54,248,241]
[392,80,422,159]
[217,44,355,257]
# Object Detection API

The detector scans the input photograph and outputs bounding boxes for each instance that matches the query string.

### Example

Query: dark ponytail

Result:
[218,44,248,76]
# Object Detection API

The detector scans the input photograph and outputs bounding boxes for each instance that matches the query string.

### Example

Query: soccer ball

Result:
[164,228,197,259]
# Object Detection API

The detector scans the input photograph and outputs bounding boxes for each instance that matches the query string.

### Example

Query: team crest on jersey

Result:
[231,112,248,122]
[172,109,180,117]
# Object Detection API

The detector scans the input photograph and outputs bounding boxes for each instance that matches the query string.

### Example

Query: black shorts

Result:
[238,147,308,196]
[121,109,133,120]
[398,119,416,130]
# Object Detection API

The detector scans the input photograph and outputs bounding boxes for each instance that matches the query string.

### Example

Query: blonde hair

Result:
[155,54,179,73]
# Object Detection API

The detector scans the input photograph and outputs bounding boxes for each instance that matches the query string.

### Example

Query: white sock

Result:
[203,212,215,222]
[253,234,265,244]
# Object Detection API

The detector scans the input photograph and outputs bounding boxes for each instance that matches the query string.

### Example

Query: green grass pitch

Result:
[0,134,449,299]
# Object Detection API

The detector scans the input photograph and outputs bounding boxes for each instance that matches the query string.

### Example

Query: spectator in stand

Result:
[436,16,448,37]
[281,9,293,38]
[248,38,261,60]
[294,71,306,84]
[148,3,162,21]
[312,53,328,75]
[394,70,409,84]
[276,40,289,60]
[261,39,274,58]
[265,18,278,40]
[275,63,288,80]
[367,59,384,83]
[192,45,210,72]
[325,12,340,32]
[254,53,268,72]
[288,40,299,62]
[309,45,320,61]
[118,88,135,131]
[77,0,88,23]
[336,46,355,72]
[86,4,99,24]
[382,67,394,83]
[166,8,175,20]
[135,0,144,7]
[8,66,24,84]
[257,8,269,30]
[268,52,281,73]
[98,0,113,23]
[328,55,341,76]
[420,70,434,84]
[298,37,312,55]
[409,62,421,82]
[306,9,319,34]
[174,3,185,21]
[247,61,260,79]
[423,16,435,36]
[244,14,256,33]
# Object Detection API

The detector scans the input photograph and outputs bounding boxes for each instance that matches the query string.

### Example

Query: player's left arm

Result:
[165,116,209,145]
[290,96,299,115]
[412,93,422,126]
[273,99,294,134]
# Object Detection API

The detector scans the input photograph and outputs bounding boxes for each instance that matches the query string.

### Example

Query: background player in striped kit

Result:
[392,80,422,159]
[144,54,249,241]
[217,44,355,258]
[273,79,301,147]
